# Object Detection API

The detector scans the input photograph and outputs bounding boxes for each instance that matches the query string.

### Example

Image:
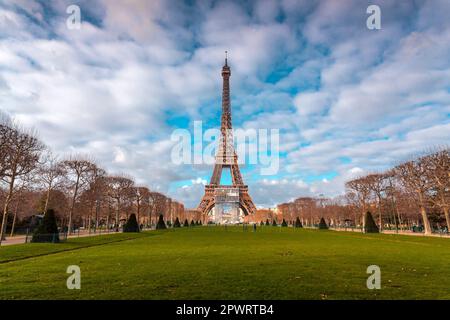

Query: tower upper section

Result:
[221,52,232,131]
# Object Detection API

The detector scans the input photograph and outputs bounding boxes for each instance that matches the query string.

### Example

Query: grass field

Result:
[1,226,449,300]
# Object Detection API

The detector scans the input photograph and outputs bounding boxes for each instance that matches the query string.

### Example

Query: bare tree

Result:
[293,197,318,226]
[105,175,135,231]
[0,113,14,178]
[9,175,34,237]
[79,167,107,232]
[149,191,167,226]
[38,151,65,213]
[62,156,97,234]
[0,125,13,179]
[383,172,401,230]
[393,159,432,235]
[92,169,108,231]
[423,148,450,230]
[133,186,150,228]
[366,173,388,230]
[0,124,44,243]
[346,176,372,228]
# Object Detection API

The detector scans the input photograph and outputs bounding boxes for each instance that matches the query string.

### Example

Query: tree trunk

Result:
[95,200,100,231]
[115,199,120,232]
[68,175,80,235]
[0,177,15,243]
[44,186,51,213]
[397,210,403,231]
[392,207,398,232]
[377,196,382,231]
[439,192,450,231]
[361,210,367,230]
[88,204,94,234]
[136,201,140,230]
[10,200,20,237]
[418,192,432,235]
[443,206,450,231]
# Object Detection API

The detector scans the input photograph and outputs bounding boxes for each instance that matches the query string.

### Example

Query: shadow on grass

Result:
[0,231,162,264]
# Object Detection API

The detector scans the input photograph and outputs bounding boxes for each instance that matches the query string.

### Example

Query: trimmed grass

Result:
[0,232,151,263]
[0,226,449,300]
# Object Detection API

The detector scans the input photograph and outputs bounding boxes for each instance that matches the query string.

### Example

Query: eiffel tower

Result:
[197,53,256,222]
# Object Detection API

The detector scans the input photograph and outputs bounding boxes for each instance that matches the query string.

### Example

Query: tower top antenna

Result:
[225,51,228,66]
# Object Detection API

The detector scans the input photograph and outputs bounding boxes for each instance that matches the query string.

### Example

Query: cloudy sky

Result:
[1,0,449,208]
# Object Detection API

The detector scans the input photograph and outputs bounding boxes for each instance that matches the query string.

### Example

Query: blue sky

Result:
[1,0,449,208]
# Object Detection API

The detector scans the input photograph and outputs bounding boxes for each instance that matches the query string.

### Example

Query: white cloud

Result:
[294,91,330,116]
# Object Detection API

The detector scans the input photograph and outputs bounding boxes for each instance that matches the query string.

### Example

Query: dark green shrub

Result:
[265,219,270,226]
[364,211,379,233]
[260,221,264,226]
[123,213,140,232]
[184,219,189,227]
[318,217,328,230]
[32,209,60,243]
[173,217,181,228]
[295,217,303,228]
[156,214,167,230]
[281,219,288,227]
[190,219,195,227]
[272,219,277,226]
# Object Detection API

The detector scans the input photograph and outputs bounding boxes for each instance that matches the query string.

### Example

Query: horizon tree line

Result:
[0,115,184,243]
[276,148,449,235]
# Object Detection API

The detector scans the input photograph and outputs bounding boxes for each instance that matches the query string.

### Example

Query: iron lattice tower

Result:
[197,54,256,220]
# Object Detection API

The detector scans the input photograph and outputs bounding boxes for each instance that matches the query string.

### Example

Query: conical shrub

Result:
[184,219,189,227]
[265,219,270,226]
[32,209,60,243]
[281,219,288,227]
[123,213,140,232]
[295,217,303,228]
[156,214,167,230]
[190,219,195,227]
[318,217,328,230]
[364,211,379,233]
[272,219,277,226]
[173,217,181,228]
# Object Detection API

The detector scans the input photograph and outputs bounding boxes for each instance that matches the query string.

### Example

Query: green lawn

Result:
[1,226,449,300]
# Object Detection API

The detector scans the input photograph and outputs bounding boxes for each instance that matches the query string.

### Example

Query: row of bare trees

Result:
[0,117,184,243]
[276,149,449,235]
[276,197,354,227]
